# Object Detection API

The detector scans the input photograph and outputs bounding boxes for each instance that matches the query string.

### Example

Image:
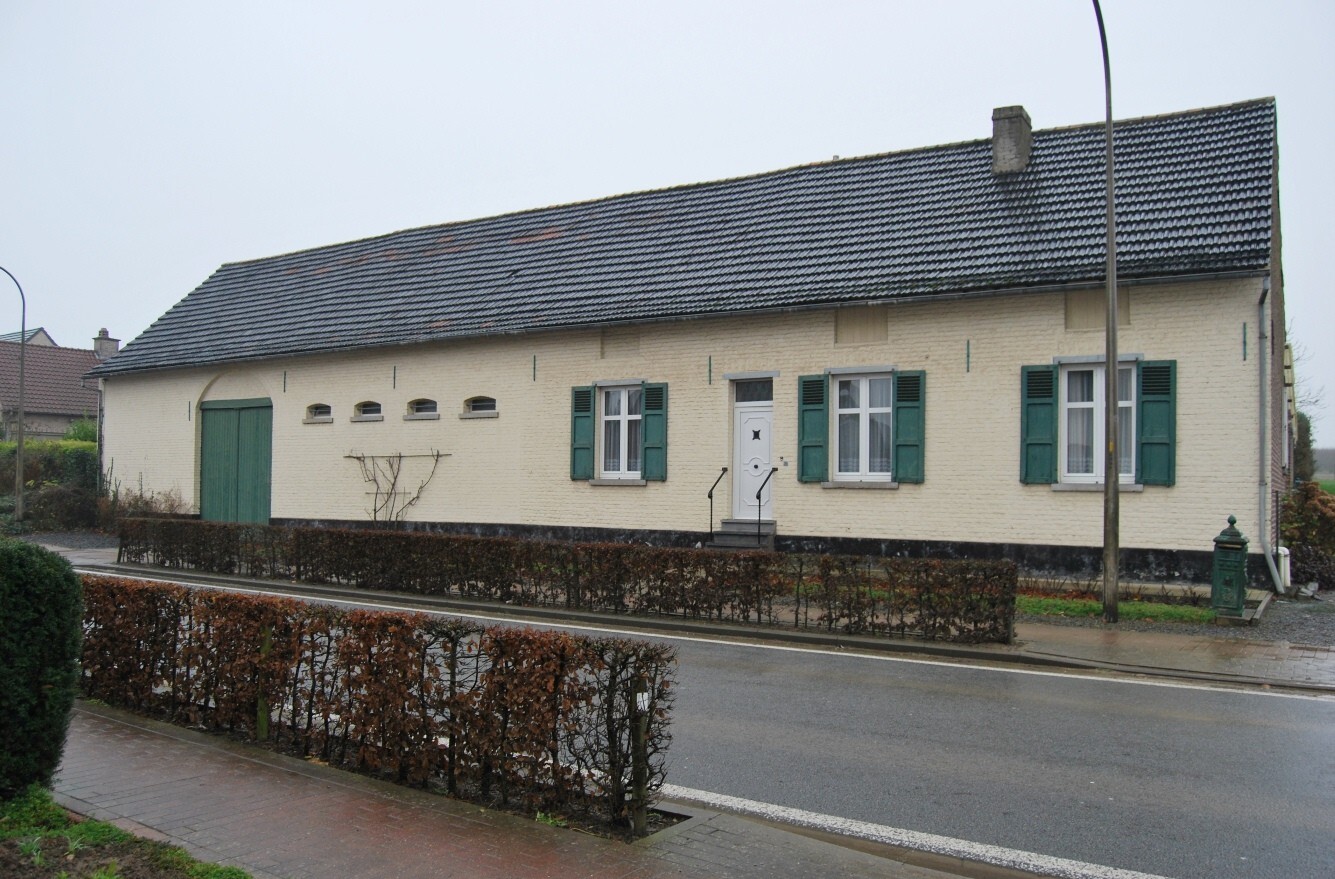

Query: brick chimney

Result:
[992,105,1032,174]
[93,328,120,360]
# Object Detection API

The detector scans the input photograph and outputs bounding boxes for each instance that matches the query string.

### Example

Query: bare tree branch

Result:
[347,450,447,520]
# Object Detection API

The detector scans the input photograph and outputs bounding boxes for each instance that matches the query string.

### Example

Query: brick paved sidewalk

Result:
[54,702,954,879]
[1014,621,1335,690]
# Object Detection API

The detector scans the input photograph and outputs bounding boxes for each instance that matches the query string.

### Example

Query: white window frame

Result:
[460,396,499,420]
[351,400,383,422]
[600,384,643,479]
[404,398,440,421]
[1058,362,1135,484]
[831,372,894,482]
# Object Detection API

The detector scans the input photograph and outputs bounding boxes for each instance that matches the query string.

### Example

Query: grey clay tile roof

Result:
[0,342,101,416]
[92,98,1277,377]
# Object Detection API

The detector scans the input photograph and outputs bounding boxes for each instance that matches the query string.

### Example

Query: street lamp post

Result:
[0,266,26,522]
[1092,0,1119,623]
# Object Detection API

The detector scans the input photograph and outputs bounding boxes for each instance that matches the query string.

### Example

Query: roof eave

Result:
[88,267,1271,379]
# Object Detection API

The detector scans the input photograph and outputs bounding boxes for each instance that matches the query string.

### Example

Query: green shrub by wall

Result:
[0,439,98,494]
[0,539,83,796]
[1281,482,1335,589]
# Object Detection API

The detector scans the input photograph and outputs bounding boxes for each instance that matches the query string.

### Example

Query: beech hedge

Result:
[118,519,1016,643]
[80,574,674,832]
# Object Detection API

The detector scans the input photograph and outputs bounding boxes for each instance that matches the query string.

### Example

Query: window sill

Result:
[459,411,499,420]
[1051,482,1144,492]
[589,478,647,487]
[404,413,440,421]
[302,416,333,425]
[350,415,384,423]
[821,481,899,490]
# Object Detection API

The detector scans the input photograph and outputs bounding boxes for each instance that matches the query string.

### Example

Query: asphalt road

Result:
[662,637,1335,879]
[87,568,1332,879]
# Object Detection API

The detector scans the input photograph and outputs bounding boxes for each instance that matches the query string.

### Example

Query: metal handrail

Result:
[756,467,778,545]
[706,467,728,543]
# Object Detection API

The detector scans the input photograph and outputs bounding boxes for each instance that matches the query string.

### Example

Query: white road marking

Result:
[76,567,1332,702]
[661,783,1173,879]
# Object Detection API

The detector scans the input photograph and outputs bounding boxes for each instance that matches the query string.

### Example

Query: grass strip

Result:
[1,784,251,879]
[1017,595,1215,624]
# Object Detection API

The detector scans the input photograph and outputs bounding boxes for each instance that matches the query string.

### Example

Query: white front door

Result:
[733,390,775,520]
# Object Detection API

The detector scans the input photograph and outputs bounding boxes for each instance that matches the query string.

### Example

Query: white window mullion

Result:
[1060,363,1137,485]
[832,373,894,482]
[600,386,642,479]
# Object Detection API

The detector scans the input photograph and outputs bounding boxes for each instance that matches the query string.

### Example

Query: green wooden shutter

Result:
[1020,365,1058,484]
[641,382,668,481]
[570,386,595,480]
[892,370,925,483]
[1137,360,1176,486]
[797,375,828,483]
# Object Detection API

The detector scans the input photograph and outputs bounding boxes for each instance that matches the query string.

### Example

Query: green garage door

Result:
[200,398,272,523]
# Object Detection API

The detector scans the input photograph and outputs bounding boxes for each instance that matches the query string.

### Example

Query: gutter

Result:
[1257,278,1286,594]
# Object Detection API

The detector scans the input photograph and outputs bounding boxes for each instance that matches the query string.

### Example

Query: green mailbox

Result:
[1211,515,1249,617]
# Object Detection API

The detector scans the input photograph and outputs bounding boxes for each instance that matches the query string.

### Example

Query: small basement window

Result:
[352,401,383,422]
[304,403,333,424]
[405,398,440,420]
[461,396,498,419]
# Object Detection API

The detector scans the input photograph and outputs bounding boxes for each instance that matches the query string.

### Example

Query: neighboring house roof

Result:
[0,341,100,417]
[0,327,58,346]
[93,98,1277,378]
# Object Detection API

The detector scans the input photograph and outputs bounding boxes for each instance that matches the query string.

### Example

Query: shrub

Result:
[1280,482,1335,590]
[96,466,188,530]
[0,539,83,797]
[0,439,98,493]
[23,485,99,531]
[64,417,98,443]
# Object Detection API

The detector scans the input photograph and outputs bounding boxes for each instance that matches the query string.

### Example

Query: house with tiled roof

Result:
[90,98,1289,582]
[0,327,58,347]
[1,329,120,439]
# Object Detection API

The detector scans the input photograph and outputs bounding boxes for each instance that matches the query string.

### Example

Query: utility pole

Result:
[0,266,25,523]
[1093,0,1119,623]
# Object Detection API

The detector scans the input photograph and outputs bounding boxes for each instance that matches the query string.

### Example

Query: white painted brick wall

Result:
[102,277,1271,553]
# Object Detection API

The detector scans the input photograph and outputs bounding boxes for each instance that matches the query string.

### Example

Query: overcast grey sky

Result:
[2,1,1331,442]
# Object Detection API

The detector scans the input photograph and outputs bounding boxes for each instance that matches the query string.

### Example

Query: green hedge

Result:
[118,519,1017,643]
[0,439,98,493]
[81,574,675,833]
[0,539,83,797]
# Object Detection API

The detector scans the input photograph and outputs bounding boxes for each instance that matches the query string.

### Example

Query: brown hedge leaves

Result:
[80,575,675,832]
[117,518,1016,642]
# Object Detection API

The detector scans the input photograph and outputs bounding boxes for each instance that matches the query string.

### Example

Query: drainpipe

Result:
[1257,278,1285,594]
